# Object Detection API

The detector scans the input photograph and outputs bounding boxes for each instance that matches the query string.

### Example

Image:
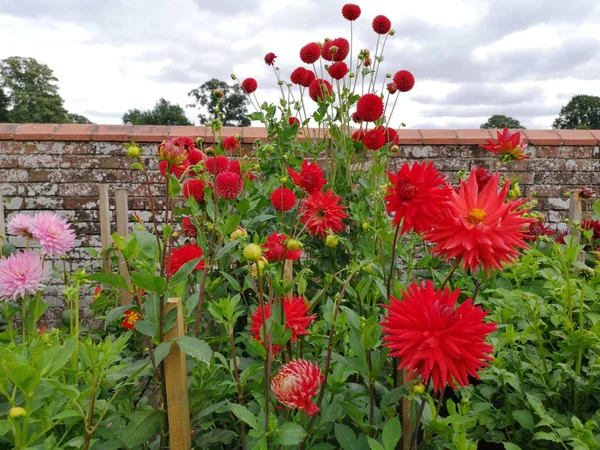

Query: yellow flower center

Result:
[467,208,486,225]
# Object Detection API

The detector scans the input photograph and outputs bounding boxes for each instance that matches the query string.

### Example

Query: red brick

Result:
[556,129,598,145]
[420,129,457,145]
[397,129,423,144]
[13,124,58,140]
[92,125,132,141]
[535,146,573,158]
[0,123,19,139]
[169,126,207,139]
[589,130,600,143]
[242,126,268,143]
[523,130,562,145]
[129,125,169,142]
[572,147,594,159]
[455,129,493,145]
[53,124,96,141]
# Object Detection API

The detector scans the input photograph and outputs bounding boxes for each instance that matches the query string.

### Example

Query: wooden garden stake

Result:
[283,259,293,282]
[115,189,133,305]
[567,191,585,262]
[98,185,112,272]
[0,194,5,250]
[164,298,192,450]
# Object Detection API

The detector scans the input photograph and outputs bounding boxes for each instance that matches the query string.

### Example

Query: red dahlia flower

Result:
[206,155,230,174]
[222,136,240,152]
[188,148,206,166]
[158,137,187,165]
[167,243,205,276]
[308,79,333,102]
[393,70,415,92]
[250,295,316,354]
[472,166,493,191]
[387,82,398,94]
[321,38,350,62]
[288,116,300,127]
[352,129,366,142]
[262,232,301,262]
[426,170,534,274]
[302,70,316,87]
[159,159,190,178]
[342,3,361,20]
[300,42,321,64]
[270,187,296,211]
[122,310,140,330]
[356,93,384,122]
[385,162,453,234]
[287,160,327,194]
[328,61,348,79]
[364,57,372,67]
[291,67,308,85]
[271,359,324,416]
[300,190,348,237]
[372,15,392,34]
[182,217,197,238]
[215,171,243,199]
[381,280,496,392]
[363,128,386,150]
[480,128,528,162]
[525,219,555,241]
[264,52,277,66]
[241,77,258,94]
[228,160,241,174]
[378,126,399,145]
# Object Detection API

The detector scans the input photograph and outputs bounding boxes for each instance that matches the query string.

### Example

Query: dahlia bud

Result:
[158,140,186,165]
[243,243,262,261]
[387,82,398,94]
[579,186,595,199]
[389,29,396,36]
[204,146,214,154]
[279,176,288,183]
[213,89,224,98]
[386,73,392,78]
[362,222,369,231]
[126,145,141,158]
[231,74,237,80]
[172,231,180,240]
[9,407,27,419]
[330,46,339,54]
[230,227,248,240]
[287,239,303,251]
[413,384,425,395]
[390,145,400,152]
[277,81,284,86]
[283,155,288,161]
[325,234,339,248]
[364,57,372,67]
[263,145,274,153]
[349,73,355,78]
[362,264,373,273]
[250,257,268,277]
[206,223,214,231]
[195,137,204,146]
[508,183,521,200]
[252,164,260,171]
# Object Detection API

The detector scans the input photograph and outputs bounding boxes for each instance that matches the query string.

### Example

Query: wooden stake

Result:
[165,298,192,450]
[0,194,5,250]
[98,185,111,272]
[567,191,585,262]
[115,190,132,305]
[283,259,293,282]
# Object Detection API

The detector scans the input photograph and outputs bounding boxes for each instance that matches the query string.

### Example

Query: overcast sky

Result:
[1,0,599,128]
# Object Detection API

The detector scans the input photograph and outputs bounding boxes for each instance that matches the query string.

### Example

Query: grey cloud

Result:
[194,0,260,14]
[412,84,545,106]
[419,102,561,119]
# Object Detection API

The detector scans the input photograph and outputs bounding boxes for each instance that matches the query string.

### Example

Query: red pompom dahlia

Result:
[222,136,240,152]
[271,359,324,416]
[381,126,400,145]
[342,3,361,20]
[264,52,277,66]
[372,15,392,34]
[182,179,206,202]
[288,116,300,127]
[363,128,386,150]
[188,148,206,166]
[381,280,496,392]
[356,93,384,122]
[228,160,241,174]
[290,67,308,85]
[308,79,333,102]
[385,162,453,234]
[287,160,327,194]
[206,155,230,174]
[182,217,197,238]
[270,187,296,211]
[167,243,205,276]
[241,77,258,94]
[215,171,243,199]
[352,129,366,142]
[328,61,348,80]
[300,42,322,64]
[426,170,534,274]
[300,190,348,237]
[321,38,350,62]
[262,232,301,262]
[393,70,415,92]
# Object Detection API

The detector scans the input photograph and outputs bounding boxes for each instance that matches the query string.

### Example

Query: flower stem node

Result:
[287,239,303,251]
[325,234,339,248]
[243,243,262,261]
[9,407,27,420]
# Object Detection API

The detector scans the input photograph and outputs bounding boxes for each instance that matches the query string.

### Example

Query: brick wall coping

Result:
[0,123,599,146]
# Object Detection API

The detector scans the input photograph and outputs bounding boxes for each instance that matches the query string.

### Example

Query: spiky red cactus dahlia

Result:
[287,160,327,194]
[271,360,324,416]
[372,15,392,34]
[426,170,534,275]
[264,52,277,66]
[363,128,386,150]
[270,187,296,211]
[393,70,415,92]
[167,243,205,276]
[300,190,348,237]
[479,128,528,161]
[263,232,301,262]
[321,38,350,61]
[385,162,453,235]
[300,42,321,64]
[215,172,243,199]
[328,61,348,80]
[356,93,384,122]
[183,179,206,202]
[241,77,258,94]
[342,3,361,20]
[308,79,333,102]
[381,280,496,392]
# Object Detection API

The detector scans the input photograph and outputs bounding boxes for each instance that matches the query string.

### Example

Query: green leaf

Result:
[121,408,163,449]
[28,297,48,322]
[214,240,239,262]
[273,422,306,446]
[229,403,257,429]
[503,444,522,450]
[154,342,172,366]
[133,230,159,258]
[169,258,202,291]
[3,361,40,397]
[87,273,130,290]
[367,437,384,450]
[512,410,535,430]
[105,305,131,328]
[134,320,157,337]
[39,337,76,377]
[382,416,401,450]
[172,336,212,362]
[131,273,167,294]
[220,271,240,291]
[334,423,358,450]
[224,214,241,235]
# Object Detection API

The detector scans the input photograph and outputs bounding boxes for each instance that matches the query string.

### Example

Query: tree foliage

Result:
[480,114,525,129]
[68,113,93,124]
[122,98,192,126]
[552,95,600,130]
[0,87,8,122]
[188,78,250,127]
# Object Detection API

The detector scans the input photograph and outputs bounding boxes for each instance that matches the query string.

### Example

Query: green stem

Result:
[574,279,585,415]
[386,222,401,299]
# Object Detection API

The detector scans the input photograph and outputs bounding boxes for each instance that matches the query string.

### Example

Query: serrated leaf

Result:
[229,403,257,429]
[512,410,535,430]
[173,336,212,362]
[274,422,306,446]
[121,408,163,448]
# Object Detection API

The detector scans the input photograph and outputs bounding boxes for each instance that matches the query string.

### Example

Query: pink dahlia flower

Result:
[7,213,34,238]
[0,250,50,300]
[30,212,76,257]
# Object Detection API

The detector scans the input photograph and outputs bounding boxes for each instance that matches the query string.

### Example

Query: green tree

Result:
[68,113,92,124]
[122,98,192,125]
[553,95,600,129]
[480,114,525,129]
[0,56,71,123]
[0,87,8,122]
[188,78,250,126]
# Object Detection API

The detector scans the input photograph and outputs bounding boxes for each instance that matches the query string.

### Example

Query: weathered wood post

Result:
[164,298,192,450]
[98,185,112,272]
[115,189,133,305]
[0,194,5,250]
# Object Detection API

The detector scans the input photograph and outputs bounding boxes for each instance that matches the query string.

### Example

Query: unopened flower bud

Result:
[387,82,398,94]
[389,29,395,36]
[158,140,186,165]
[126,145,141,158]
[349,73,355,78]
[391,145,400,152]
[325,234,339,248]
[230,227,247,240]
[231,74,237,80]
[213,89,224,98]
[243,243,262,261]
[287,239,302,251]
[204,146,214,154]
[206,223,214,231]
[362,222,369,231]
[363,264,373,273]
[413,384,425,395]
[385,73,392,78]
[278,81,284,86]
[279,176,288,183]
[250,257,268,277]
[9,407,26,419]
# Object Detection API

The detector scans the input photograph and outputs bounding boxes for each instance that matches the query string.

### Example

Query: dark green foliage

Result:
[188,78,250,126]
[122,97,192,126]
